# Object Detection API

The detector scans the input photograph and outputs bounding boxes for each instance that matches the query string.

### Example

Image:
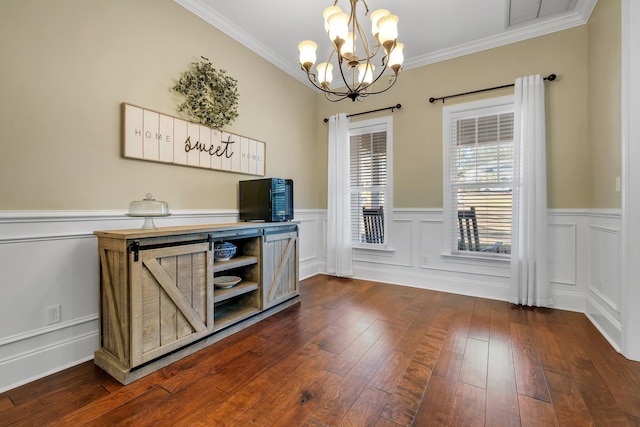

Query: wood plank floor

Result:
[2,275,640,426]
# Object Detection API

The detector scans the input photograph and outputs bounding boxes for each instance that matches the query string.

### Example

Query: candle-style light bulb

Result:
[298,40,318,72]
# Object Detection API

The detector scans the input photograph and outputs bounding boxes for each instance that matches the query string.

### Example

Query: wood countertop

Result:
[94,221,297,240]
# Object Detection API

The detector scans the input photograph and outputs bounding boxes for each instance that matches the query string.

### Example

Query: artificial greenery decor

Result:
[173,56,239,129]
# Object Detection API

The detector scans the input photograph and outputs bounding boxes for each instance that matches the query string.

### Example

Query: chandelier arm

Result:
[355,0,386,63]
[354,3,390,95]
[324,92,351,102]
[303,67,350,97]
[356,7,370,59]
[334,50,365,96]
[344,0,363,94]
[342,6,372,96]
[335,62,356,95]
[365,59,390,87]
[358,73,399,97]
[303,69,326,92]
[361,0,370,15]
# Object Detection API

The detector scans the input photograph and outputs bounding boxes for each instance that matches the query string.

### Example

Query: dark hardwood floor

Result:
[2,275,640,426]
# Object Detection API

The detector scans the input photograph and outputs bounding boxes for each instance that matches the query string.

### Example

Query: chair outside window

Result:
[458,207,480,251]
[363,207,384,244]
[457,207,504,253]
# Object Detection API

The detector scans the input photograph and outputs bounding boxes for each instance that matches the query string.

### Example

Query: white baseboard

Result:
[549,290,586,312]
[300,259,326,281]
[353,264,510,301]
[586,296,623,353]
[0,316,99,393]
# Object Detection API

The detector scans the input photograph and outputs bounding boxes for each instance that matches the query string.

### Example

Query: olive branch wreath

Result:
[172,56,239,129]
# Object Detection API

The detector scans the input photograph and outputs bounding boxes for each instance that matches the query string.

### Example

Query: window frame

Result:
[349,115,394,251]
[442,95,514,260]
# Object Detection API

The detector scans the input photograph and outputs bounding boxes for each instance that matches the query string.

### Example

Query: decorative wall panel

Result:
[122,103,265,176]
[548,223,577,286]
[588,225,621,312]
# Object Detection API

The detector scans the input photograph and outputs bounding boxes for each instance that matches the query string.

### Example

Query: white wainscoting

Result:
[584,211,624,352]
[0,209,321,393]
[0,208,622,392]
[349,209,594,311]
[309,208,622,351]
[295,211,326,281]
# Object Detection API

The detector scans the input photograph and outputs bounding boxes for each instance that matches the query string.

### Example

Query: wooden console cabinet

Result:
[93,222,299,384]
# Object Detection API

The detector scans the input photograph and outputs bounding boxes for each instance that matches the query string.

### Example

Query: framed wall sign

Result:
[122,103,265,176]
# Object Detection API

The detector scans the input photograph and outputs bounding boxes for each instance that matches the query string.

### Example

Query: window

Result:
[443,96,514,257]
[349,116,393,248]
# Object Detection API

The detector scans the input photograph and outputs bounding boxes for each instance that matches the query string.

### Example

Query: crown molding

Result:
[175,0,305,84]
[404,0,597,70]
[176,0,597,85]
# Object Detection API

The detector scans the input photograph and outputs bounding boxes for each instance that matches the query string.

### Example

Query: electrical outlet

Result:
[46,305,61,325]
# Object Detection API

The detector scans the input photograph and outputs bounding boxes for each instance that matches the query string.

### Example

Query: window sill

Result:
[441,252,510,266]
[353,244,395,253]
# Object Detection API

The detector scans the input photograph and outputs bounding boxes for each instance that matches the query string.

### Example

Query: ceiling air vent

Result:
[506,0,577,27]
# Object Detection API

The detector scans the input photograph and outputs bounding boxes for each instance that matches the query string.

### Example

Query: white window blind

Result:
[450,111,514,255]
[349,119,391,246]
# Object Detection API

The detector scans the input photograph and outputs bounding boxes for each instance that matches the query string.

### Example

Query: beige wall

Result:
[588,0,622,208]
[0,1,622,212]
[316,27,590,208]
[0,0,320,210]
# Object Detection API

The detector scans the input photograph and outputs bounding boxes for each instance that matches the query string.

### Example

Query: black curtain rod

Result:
[323,104,401,123]
[428,74,557,104]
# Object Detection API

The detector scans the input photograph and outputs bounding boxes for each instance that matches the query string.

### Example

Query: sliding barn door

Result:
[129,242,213,366]
[262,230,299,309]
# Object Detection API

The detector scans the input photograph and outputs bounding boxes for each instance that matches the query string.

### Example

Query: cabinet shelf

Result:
[214,303,260,331]
[213,255,258,273]
[214,281,258,303]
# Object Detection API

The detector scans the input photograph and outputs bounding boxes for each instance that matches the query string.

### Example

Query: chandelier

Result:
[298,0,404,102]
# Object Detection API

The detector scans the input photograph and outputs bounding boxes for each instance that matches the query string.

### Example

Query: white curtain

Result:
[510,75,552,307]
[327,113,353,277]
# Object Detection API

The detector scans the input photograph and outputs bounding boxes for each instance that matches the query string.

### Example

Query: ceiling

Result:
[175,0,597,88]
